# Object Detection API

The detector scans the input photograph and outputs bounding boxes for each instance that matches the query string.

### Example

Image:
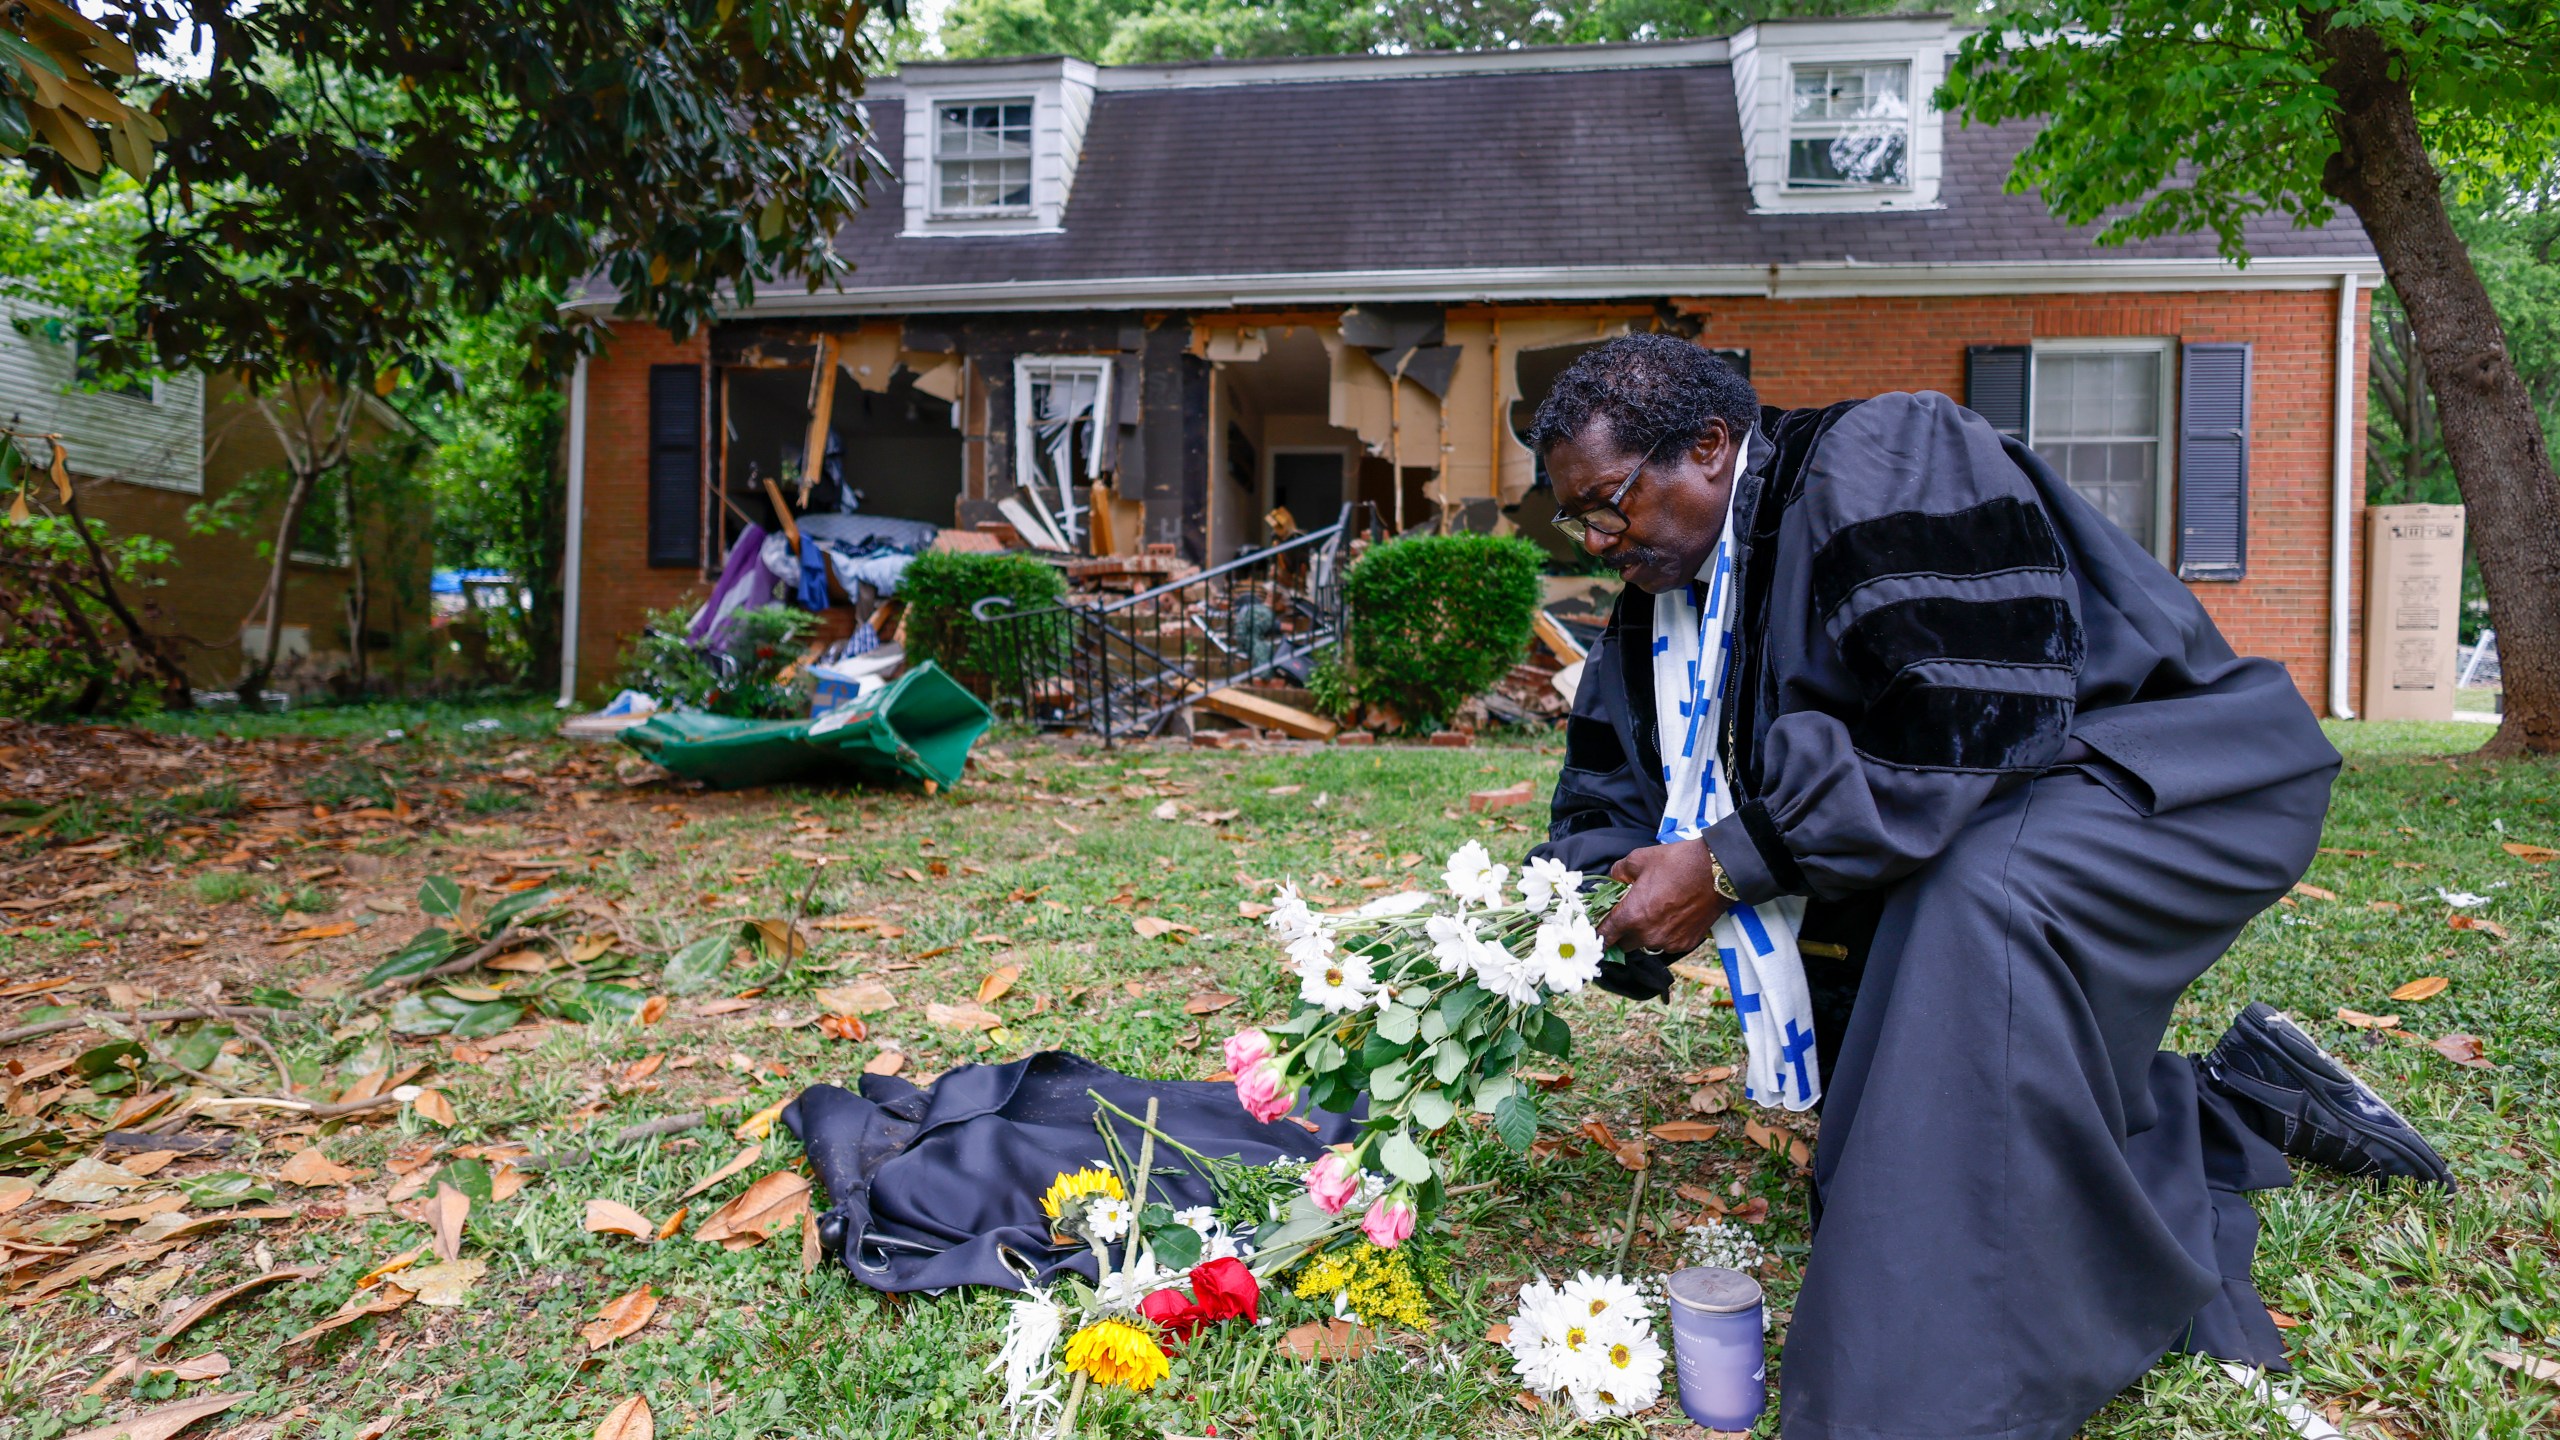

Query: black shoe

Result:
[2200,1003,2456,1191]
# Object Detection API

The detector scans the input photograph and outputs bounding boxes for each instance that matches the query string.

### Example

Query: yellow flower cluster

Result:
[1039,1167,1124,1221]
[1292,1241,1433,1331]
[1063,1318,1170,1391]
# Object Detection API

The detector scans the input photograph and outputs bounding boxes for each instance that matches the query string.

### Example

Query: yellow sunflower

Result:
[1039,1167,1125,1222]
[1062,1318,1170,1391]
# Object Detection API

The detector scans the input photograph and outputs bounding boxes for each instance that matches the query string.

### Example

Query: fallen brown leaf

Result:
[1687,1084,1731,1115]
[678,1145,762,1200]
[655,1207,687,1242]
[2265,1306,2300,1329]
[926,1001,1001,1032]
[2448,912,2512,940]
[146,1352,231,1382]
[734,1100,787,1141]
[862,1049,907,1077]
[286,1284,415,1347]
[2336,1008,2401,1030]
[2290,882,2338,901]
[410,1089,457,1127]
[584,1199,657,1240]
[593,1394,654,1440]
[356,1246,423,1289]
[801,1206,821,1275]
[2486,1348,2560,1382]
[152,1267,315,1353]
[694,1172,811,1248]
[2499,842,2559,863]
[1131,915,1198,941]
[1647,1121,1724,1143]
[1483,1323,1512,1345]
[1279,1317,1376,1362]
[621,1053,666,1083]
[61,1392,250,1440]
[2430,1033,2495,1069]
[1184,991,1239,1016]
[639,995,671,1025]
[277,1147,356,1188]
[429,1183,469,1262]
[2389,976,2450,1003]
[811,980,895,1016]
[976,965,1021,1005]
[282,921,360,941]
[404,1257,484,1307]
[580,1285,659,1350]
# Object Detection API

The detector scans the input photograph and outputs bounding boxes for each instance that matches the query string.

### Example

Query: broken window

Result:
[1786,61,1910,189]
[1013,355,1114,549]
[935,100,1034,213]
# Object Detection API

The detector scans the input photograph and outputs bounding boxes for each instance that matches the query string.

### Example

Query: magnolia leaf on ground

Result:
[1688,1084,1732,1115]
[2448,912,2511,940]
[694,1172,811,1247]
[2431,1033,2494,1069]
[2486,1348,2560,1382]
[735,1101,787,1141]
[357,1246,423,1289]
[812,979,896,1016]
[584,1199,657,1240]
[148,1352,231,1382]
[429,1183,469,1262]
[151,1267,316,1353]
[287,1284,415,1347]
[926,1001,1001,1032]
[1742,1118,1792,1155]
[174,1172,275,1209]
[747,918,807,960]
[662,934,728,995]
[2289,882,2337,901]
[2499,842,2558,863]
[408,1089,458,1127]
[621,1053,666,1083]
[2337,1008,2401,1029]
[38,1156,147,1204]
[801,1206,821,1274]
[580,1285,659,1349]
[678,1145,763,1200]
[1131,915,1198,940]
[61,1392,250,1440]
[277,1147,356,1188]
[0,1176,34,1214]
[593,1394,654,1440]
[1151,799,1181,820]
[863,1049,907,1077]
[1649,1120,1724,1143]
[655,1207,687,1241]
[639,995,671,1024]
[2388,976,2450,1003]
[1279,1318,1376,1363]
[976,965,1020,1004]
[405,1258,485,1307]
[1184,991,1239,1016]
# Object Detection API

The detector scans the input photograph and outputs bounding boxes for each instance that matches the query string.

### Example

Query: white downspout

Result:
[557,353,590,708]
[2328,272,2360,720]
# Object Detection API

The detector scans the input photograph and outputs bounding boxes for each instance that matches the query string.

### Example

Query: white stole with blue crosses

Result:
[1651,435,1821,1112]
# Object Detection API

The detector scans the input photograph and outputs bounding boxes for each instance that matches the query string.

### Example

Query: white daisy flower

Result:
[1298,949,1378,1012]
[1352,888,1435,919]
[1424,912,1481,977]
[1174,1205,1219,1235]
[1087,1196,1133,1244]
[1284,927,1337,971]
[1506,1282,1607,1395]
[1442,840,1509,909]
[1471,940,1544,1006]
[1567,1328,1665,1419]
[1517,855,1585,912]
[1561,1271,1655,1329]
[1264,882,1318,942]
[1532,909,1605,995]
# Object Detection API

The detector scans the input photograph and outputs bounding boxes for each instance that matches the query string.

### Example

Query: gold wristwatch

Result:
[1707,846,1741,902]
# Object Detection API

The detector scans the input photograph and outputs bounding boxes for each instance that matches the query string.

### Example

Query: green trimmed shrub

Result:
[1337,534,1546,731]
[901,550,1069,697]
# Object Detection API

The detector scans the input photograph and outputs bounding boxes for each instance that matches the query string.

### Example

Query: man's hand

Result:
[1598,838,1728,956]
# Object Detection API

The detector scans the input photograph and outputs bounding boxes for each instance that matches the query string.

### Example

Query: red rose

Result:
[1189,1257,1259,1325]
[1139,1286,1207,1341]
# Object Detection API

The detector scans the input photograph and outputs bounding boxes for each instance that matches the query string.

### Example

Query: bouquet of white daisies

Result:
[1222,842,1621,1239]
[1503,1270,1668,1420]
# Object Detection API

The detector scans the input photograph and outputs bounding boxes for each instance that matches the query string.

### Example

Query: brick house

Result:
[2,300,430,693]
[560,15,2376,716]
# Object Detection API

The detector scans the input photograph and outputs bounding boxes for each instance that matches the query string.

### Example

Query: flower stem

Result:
[1057,1369,1088,1437]
[1611,1163,1651,1276]
[1125,1097,1159,1284]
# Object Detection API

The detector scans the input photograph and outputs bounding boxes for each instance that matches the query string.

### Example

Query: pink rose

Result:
[1222,1028,1275,1075]
[1306,1149,1362,1216]
[1360,1194,1417,1249]
[1233,1059,1293,1125]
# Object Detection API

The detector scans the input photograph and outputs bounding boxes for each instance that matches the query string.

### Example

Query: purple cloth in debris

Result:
[689,523,771,649]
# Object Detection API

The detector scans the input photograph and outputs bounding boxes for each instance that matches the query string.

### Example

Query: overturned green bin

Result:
[618,661,993,791]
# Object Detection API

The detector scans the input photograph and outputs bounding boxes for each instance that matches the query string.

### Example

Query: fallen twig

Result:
[234,1016,299,1097]
[1611,1164,1651,1276]
[191,1091,409,1119]
[516,1110,710,1172]
[0,1004,293,1048]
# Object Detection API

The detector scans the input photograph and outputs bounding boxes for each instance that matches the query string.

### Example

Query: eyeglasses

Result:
[1553,451,1650,544]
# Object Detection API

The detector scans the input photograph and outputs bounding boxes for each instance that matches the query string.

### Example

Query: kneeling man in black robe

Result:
[1523,335,2452,1440]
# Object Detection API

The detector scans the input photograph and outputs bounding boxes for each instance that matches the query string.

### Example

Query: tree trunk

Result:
[59,487,195,710]
[239,463,318,702]
[2312,17,2560,754]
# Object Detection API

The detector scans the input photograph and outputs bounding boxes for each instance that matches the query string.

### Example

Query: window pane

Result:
[1786,62,1911,187]
[1792,62,1907,121]
[2034,350,2164,550]
[1787,130,1907,187]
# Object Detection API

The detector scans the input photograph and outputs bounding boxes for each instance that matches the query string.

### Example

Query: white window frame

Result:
[2029,338,2177,563]
[930,95,1037,219]
[1782,59,1916,193]
[1012,354,1115,547]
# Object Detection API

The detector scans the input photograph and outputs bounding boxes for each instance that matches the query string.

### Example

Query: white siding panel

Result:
[0,298,204,493]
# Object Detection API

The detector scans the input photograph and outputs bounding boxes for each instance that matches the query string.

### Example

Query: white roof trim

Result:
[569,257,2381,319]
[880,38,1733,93]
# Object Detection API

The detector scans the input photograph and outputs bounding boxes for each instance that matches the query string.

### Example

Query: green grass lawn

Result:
[1,711,2551,1439]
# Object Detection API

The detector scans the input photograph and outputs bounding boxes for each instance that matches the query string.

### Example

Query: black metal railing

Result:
[970,505,1371,739]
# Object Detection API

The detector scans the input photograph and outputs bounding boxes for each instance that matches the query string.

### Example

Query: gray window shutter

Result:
[1965,345,2030,441]
[2176,342,2252,581]
[648,365,702,568]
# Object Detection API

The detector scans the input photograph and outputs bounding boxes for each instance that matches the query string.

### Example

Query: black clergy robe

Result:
[1531,391,2339,1440]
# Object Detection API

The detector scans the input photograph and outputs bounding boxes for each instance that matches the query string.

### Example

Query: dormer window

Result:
[934,99,1034,214]
[1786,61,1910,190]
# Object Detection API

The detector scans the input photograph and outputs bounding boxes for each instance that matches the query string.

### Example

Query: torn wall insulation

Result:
[1202,327,1268,363]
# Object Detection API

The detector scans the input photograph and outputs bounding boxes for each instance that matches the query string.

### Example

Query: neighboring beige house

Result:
[2,298,431,693]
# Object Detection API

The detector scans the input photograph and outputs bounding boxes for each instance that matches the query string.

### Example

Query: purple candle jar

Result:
[1667,1265,1766,1431]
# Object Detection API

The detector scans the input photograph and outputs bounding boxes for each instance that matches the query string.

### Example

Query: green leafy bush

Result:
[1337,534,1546,731]
[901,550,1069,697]
[612,604,815,719]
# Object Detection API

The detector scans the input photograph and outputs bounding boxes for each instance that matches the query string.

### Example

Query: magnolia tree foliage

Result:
[1941,2,2560,754]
